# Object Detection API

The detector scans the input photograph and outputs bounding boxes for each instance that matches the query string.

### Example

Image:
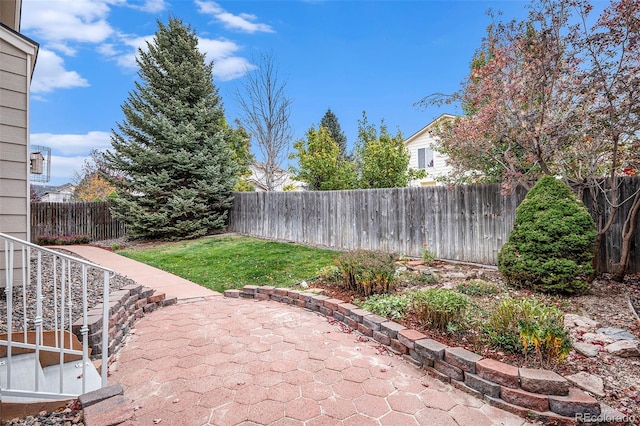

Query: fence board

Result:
[30,202,126,243]
[228,178,640,273]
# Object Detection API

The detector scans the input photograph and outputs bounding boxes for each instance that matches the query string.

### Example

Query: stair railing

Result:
[1,232,113,400]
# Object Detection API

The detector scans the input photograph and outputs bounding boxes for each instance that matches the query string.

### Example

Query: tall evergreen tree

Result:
[320,108,348,158]
[103,17,238,240]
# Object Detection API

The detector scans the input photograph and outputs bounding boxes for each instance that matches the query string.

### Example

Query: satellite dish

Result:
[30,144,51,183]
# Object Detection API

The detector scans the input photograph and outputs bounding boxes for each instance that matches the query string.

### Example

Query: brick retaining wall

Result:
[225,286,619,425]
[72,284,177,358]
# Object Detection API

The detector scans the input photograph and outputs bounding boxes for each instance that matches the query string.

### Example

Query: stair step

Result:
[0,354,101,403]
[0,353,46,392]
[42,360,102,396]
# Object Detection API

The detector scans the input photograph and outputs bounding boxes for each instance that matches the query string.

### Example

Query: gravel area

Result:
[0,249,135,333]
[4,401,84,425]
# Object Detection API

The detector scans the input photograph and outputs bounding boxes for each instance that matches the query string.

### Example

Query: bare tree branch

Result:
[236,52,293,191]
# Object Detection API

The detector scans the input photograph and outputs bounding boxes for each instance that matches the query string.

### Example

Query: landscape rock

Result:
[564,314,599,329]
[604,340,640,357]
[580,332,615,345]
[565,372,606,398]
[572,342,601,358]
[444,272,467,280]
[596,327,638,341]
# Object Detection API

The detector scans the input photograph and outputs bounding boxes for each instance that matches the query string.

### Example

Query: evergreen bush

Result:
[498,176,596,294]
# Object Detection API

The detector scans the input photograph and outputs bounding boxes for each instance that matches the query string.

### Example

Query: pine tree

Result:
[320,108,348,159]
[103,17,238,240]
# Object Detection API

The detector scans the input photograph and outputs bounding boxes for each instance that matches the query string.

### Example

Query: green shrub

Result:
[36,234,92,246]
[422,248,436,266]
[485,297,571,367]
[417,272,438,284]
[317,265,341,285]
[411,289,470,332]
[356,294,410,321]
[498,176,596,294]
[456,280,499,296]
[335,250,396,297]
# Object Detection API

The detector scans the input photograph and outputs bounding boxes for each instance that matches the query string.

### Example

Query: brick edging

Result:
[72,285,177,359]
[226,286,605,424]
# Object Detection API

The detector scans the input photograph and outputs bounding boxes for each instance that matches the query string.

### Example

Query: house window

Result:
[417,148,434,169]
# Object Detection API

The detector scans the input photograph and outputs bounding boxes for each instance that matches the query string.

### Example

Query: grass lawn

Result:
[117,235,338,293]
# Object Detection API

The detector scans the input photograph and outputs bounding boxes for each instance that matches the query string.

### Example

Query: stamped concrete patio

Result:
[68,246,532,425]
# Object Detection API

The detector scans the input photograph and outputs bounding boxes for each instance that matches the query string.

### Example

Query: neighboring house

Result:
[405,114,456,187]
[0,0,39,241]
[246,162,305,192]
[32,183,75,202]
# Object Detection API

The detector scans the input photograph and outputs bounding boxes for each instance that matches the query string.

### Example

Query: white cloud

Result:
[129,0,167,13]
[213,56,255,81]
[103,35,252,80]
[31,131,111,156]
[102,34,154,70]
[198,38,255,81]
[49,155,86,182]
[21,0,116,54]
[195,0,274,33]
[31,50,90,94]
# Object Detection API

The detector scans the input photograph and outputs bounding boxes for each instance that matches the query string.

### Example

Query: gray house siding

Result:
[0,36,29,240]
[0,24,38,287]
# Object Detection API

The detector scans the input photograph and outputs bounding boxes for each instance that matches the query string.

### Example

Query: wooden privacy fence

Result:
[31,201,126,242]
[228,178,640,274]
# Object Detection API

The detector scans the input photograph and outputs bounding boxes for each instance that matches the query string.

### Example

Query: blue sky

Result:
[21,0,535,186]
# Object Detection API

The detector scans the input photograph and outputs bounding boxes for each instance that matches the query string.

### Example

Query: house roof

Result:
[0,21,39,75]
[32,183,75,197]
[404,113,458,146]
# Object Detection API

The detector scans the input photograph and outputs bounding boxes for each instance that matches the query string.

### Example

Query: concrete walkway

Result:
[64,245,218,302]
[66,246,530,425]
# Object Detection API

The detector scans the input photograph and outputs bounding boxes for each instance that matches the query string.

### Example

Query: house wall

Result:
[0,24,36,288]
[406,131,452,186]
[0,35,29,240]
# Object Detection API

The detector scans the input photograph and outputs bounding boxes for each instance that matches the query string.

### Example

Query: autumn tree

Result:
[355,112,425,189]
[419,0,640,280]
[290,126,356,190]
[103,18,238,240]
[420,1,578,190]
[236,52,292,191]
[73,149,117,201]
[570,0,640,280]
[320,109,348,159]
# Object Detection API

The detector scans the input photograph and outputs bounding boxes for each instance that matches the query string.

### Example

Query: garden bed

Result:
[310,259,640,421]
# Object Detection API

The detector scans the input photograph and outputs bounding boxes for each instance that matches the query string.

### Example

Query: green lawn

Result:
[117,235,338,293]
